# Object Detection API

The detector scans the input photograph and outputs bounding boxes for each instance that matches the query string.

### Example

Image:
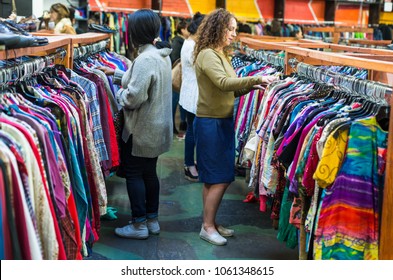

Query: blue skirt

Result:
[194,117,235,184]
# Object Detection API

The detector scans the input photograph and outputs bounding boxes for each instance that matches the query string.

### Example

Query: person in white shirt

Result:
[179,12,204,181]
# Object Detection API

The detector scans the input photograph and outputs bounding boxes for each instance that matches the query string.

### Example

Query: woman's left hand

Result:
[97,66,115,76]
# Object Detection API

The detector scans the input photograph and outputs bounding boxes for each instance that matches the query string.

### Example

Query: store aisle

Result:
[90,139,299,260]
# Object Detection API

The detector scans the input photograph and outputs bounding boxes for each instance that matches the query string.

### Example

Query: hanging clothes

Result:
[0,46,130,259]
[231,53,390,260]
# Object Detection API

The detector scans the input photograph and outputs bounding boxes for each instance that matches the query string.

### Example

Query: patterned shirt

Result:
[314,116,388,260]
[70,71,109,163]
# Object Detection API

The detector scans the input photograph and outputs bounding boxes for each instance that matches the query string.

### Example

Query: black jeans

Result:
[122,137,160,223]
[184,111,196,166]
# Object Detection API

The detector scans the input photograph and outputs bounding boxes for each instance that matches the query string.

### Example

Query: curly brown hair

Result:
[194,8,235,63]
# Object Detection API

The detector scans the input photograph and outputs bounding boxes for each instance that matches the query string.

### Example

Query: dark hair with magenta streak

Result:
[127,9,171,52]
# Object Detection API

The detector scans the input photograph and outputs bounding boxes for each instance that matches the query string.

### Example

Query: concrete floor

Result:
[89,138,299,260]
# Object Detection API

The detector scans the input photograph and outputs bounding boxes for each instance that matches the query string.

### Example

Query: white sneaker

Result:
[199,227,227,246]
[115,222,148,239]
[147,218,160,235]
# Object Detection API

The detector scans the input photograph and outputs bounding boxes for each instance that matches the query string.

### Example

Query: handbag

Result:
[172,58,182,92]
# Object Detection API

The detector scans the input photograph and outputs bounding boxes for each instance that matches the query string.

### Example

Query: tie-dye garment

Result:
[314,117,388,260]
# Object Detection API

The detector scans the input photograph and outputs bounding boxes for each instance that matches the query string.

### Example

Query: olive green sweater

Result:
[195,48,263,118]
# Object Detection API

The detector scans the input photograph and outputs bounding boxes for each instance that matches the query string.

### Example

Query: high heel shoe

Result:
[184,166,198,182]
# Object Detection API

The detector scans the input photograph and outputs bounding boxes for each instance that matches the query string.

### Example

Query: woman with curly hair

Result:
[194,8,277,246]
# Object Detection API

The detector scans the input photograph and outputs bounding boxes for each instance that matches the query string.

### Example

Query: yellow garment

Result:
[170,17,175,39]
[313,126,349,188]
[107,13,115,51]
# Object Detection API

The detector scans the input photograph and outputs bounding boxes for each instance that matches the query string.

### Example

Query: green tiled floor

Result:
[91,139,299,260]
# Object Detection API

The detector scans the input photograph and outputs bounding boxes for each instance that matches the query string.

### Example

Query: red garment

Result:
[259,195,268,212]
[0,117,67,260]
[302,128,323,196]
[67,191,83,260]
[102,89,120,168]
[9,159,31,259]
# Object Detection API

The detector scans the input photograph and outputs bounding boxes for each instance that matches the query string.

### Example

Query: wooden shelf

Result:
[0,36,71,60]
[70,32,111,45]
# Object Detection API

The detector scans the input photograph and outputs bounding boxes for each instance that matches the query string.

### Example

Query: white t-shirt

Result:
[179,38,198,114]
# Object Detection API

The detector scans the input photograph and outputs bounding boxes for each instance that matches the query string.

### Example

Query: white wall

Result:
[32,0,44,18]
[32,0,79,17]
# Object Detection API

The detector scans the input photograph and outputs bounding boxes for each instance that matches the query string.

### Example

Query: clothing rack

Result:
[293,61,392,104]
[73,39,110,60]
[0,48,67,84]
[233,38,393,259]
[233,41,285,68]
[0,33,122,259]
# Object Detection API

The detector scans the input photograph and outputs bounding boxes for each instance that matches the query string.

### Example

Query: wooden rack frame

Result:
[0,36,72,68]
[237,35,393,260]
[302,26,374,44]
[0,33,111,69]
[348,39,392,48]
[238,37,393,84]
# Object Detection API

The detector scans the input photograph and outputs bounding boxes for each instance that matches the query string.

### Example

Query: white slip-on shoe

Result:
[217,225,234,237]
[199,227,227,246]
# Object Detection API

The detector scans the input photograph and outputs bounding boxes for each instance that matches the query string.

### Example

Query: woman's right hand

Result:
[260,75,278,84]
[97,66,115,76]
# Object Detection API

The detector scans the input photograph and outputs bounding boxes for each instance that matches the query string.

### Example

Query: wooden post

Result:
[216,0,226,9]
[324,0,336,24]
[380,93,393,260]
[274,0,285,22]
[333,32,340,45]
[151,0,161,13]
[369,3,382,27]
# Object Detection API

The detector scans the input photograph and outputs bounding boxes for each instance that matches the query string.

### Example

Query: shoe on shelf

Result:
[89,23,118,33]
[216,225,234,237]
[184,166,198,182]
[199,227,227,246]
[147,218,160,235]
[114,221,148,239]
